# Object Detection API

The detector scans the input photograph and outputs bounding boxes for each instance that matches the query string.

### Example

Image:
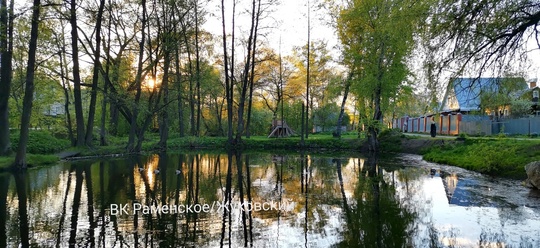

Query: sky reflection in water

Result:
[1,153,539,247]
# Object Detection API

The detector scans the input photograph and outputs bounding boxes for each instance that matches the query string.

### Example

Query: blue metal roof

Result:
[443,78,527,112]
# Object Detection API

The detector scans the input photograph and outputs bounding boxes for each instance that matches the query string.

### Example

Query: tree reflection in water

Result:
[1,153,540,247]
[336,154,417,248]
[14,171,30,247]
[0,173,9,247]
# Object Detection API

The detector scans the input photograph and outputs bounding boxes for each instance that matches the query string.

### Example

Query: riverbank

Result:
[0,132,365,171]
[2,130,538,180]
[400,134,540,179]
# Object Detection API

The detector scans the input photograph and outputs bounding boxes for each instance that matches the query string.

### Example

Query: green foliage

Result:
[283,101,304,133]
[424,0,537,76]
[509,98,532,118]
[337,0,429,151]
[479,77,528,117]
[289,41,335,107]
[246,108,273,136]
[10,130,70,154]
[312,103,350,132]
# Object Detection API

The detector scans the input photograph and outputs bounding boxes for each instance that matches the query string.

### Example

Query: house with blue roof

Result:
[440,78,529,116]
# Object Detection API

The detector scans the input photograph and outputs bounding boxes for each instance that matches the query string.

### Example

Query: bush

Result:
[10,130,70,154]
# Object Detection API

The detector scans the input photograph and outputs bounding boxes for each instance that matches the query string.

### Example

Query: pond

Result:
[1,152,539,247]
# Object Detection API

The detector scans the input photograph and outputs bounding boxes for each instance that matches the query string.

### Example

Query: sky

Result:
[13,0,540,85]
[202,0,340,58]
[202,0,540,83]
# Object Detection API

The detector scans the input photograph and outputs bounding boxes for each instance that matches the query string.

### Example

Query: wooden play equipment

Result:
[268,120,294,138]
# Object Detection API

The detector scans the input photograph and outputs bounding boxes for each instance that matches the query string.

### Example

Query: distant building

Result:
[43,102,65,116]
[440,77,528,114]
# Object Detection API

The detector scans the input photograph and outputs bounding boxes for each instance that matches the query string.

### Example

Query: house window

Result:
[534,90,539,98]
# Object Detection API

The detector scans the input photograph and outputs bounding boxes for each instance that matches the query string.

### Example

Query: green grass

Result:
[10,130,70,154]
[422,138,540,179]
[162,133,364,151]
[0,154,60,171]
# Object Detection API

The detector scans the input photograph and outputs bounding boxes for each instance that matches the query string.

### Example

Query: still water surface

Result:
[1,152,539,247]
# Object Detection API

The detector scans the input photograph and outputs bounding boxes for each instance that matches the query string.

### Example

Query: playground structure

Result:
[268,120,294,138]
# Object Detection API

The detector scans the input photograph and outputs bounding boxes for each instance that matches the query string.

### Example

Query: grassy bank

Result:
[0,131,68,170]
[1,131,365,169]
[420,137,540,179]
[0,154,61,171]
[4,130,537,180]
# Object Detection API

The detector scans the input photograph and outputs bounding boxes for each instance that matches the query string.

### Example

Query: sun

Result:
[144,77,158,89]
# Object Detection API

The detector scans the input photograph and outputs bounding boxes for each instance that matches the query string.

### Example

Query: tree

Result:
[335,75,352,138]
[221,0,235,144]
[84,0,106,147]
[235,0,262,144]
[69,0,86,147]
[0,0,13,156]
[289,40,334,135]
[256,47,292,119]
[313,103,350,132]
[158,0,176,151]
[479,77,528,119]
[424,0,540,80]
[338,0,428,152]
[126,0,147,152]
[13,0,41,168]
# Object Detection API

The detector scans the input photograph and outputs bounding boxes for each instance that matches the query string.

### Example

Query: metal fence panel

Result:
[441,115,449,134]
[420,117,426,133]
[459,120,492,135]
[531,118,540,135]
[450,115,458,135]
[498,119,529,135]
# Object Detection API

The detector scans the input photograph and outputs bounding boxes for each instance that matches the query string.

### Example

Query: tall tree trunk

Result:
[58,46,75,146]
[336,78,351,138]
[369,42,387,153]
[14,0,40,168]
[245,0,261,139]
[179,18,196,137]
[85,0,106,146]
[235,0,258,144]
[100,3,112,146]
[221,0,234,144]
[173,14,185,137]
[127,0,147,152]
[0,0,13,156]
[300,102,305,146]
[70,0,86,147]
[175,48,185,137]
[194,1,202,137]
[109,100,119,135]
[158,50,171,150]
[368,84,382,152]
[99,78,107,146]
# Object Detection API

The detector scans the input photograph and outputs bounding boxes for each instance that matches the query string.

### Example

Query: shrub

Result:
[10,130,70,154]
